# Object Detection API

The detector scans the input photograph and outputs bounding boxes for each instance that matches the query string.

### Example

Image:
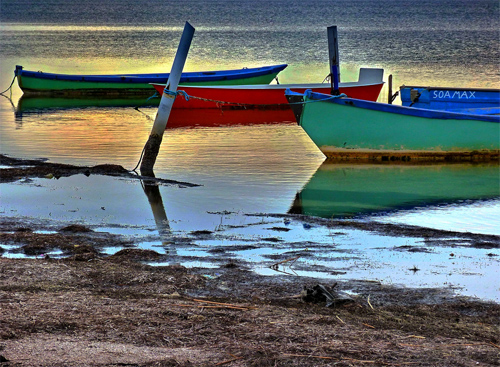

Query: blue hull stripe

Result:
[14,64,288,84]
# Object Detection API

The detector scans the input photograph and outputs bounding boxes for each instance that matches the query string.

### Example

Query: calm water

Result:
[1,0,499,88]
[1,0,499,300]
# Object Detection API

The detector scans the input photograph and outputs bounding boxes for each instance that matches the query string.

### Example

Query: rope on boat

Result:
[134,92,161,110]
[162,89,190,101]
[183,93,292,108]
[170,90,347,107]
[302,90,347,102]
[133,89,291,111]
[132,145,146,172]
[0,74,16,96]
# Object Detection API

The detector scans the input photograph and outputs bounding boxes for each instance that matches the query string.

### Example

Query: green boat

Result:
[290,162,500,218]
[285,90,500,162]
[14,64,287,96]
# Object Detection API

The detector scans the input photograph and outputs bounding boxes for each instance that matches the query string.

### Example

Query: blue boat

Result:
[14,64,288,96]
[400,85,500,114]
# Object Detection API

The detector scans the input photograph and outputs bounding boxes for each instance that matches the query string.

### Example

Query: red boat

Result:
[152,68,384,109]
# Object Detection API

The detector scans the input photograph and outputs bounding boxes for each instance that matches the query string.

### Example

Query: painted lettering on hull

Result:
[432,91,476,100]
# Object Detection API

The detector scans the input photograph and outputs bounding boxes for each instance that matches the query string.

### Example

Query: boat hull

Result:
[15,64,287,96]
[288,90,500,162]
[152,68,385,109]
[400,85,500,113]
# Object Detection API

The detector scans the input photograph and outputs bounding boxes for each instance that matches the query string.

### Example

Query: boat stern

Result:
[15,65,24,76]
[284,89,305,124]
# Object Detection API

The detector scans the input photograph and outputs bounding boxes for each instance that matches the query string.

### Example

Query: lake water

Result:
[1,0,499,301]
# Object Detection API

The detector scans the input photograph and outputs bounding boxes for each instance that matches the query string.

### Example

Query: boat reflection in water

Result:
[290,162,500,218]
[15,95,296,127]
[166,106,295,128]
[16,94,160,111]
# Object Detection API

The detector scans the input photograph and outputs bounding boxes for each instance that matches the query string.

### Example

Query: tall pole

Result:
[327,26,340,95]
[140,22,195,175]
[388,74,393,104]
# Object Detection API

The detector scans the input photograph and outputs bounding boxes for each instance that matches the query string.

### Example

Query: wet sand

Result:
[1,155,499,366]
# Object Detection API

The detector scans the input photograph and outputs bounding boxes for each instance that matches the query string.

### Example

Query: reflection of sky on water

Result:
[374,199,500,236]
[1,176,156,228]
[0,174,301,232]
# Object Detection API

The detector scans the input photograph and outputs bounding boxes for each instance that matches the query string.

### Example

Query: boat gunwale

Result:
[400,85,500,93]
[151,80,385,91]
[302,91,500,123]
[153,67,385,91]
[15,64,288,84]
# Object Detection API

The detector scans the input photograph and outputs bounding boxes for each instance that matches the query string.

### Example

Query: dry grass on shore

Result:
[0,256,499,367]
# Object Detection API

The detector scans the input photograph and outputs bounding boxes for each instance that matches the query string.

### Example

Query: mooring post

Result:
[387,75,399,104]
[327,26,340,95]
[388,74,393,104]
[140,22,195,175]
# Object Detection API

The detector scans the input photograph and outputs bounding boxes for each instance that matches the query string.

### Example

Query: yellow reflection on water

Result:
[4,99,325,184]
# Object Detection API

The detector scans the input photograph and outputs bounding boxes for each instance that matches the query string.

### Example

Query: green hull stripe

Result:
[19,73,280,95]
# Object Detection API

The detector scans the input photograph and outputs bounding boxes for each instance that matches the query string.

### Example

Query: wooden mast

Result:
[327,26,340,95]
[140,22,195,175]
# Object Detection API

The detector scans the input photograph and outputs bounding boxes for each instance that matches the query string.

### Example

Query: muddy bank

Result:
[0,154,199,187]
[259,213,500,250]
[0,221,499,366]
